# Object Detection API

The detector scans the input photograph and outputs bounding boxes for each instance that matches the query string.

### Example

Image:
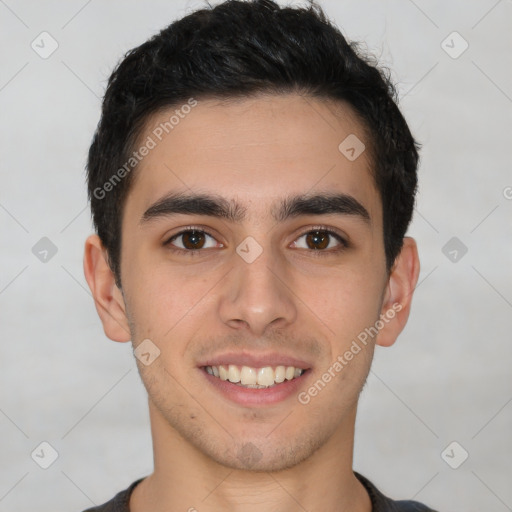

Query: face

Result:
[101,94,399,471]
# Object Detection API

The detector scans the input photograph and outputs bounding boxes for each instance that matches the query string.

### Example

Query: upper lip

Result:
[198,351,312,370]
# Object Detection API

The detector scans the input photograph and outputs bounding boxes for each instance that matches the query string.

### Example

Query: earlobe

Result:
[83,234,131,342]
[376,237,420,348]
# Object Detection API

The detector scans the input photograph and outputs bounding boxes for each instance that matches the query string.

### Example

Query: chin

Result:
[191,427,330,473]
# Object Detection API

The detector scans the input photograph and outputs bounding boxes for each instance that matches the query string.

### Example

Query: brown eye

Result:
[292,228,347,254]
[166,229,219,251]
[181,230,206,249]
[305,230,330,250]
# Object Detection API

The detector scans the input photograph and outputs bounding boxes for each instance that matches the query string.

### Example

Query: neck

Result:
[130,399,371,512]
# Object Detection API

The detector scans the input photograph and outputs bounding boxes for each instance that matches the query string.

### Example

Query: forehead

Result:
[125,94,380,224]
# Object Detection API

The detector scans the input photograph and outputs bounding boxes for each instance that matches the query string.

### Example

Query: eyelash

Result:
[163,225,349,258]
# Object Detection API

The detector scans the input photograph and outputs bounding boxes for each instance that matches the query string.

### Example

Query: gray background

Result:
[1,0,511,510]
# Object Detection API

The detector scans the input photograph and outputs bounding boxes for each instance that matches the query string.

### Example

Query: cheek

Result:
[124,259,216,340]
[302,265,385,342]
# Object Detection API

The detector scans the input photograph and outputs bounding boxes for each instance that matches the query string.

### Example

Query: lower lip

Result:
[199,368,311,407]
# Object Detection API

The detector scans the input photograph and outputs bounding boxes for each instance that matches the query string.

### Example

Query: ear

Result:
[83,234,131,342]
[376,237,420,348]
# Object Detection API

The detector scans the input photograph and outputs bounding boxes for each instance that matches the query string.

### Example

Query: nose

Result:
[217,241,297,337]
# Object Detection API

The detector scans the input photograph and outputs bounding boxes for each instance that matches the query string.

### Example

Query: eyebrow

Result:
[140,191,371,226]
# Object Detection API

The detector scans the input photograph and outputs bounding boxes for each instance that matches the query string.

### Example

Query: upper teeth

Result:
[205,365,304,388]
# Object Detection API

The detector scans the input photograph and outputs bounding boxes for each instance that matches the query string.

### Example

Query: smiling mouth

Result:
[202,364,308,389]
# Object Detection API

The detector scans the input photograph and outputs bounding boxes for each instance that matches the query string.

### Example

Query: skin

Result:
[84,93,420,512]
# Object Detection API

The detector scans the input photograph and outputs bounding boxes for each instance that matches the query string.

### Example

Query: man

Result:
[83,0,437,510]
